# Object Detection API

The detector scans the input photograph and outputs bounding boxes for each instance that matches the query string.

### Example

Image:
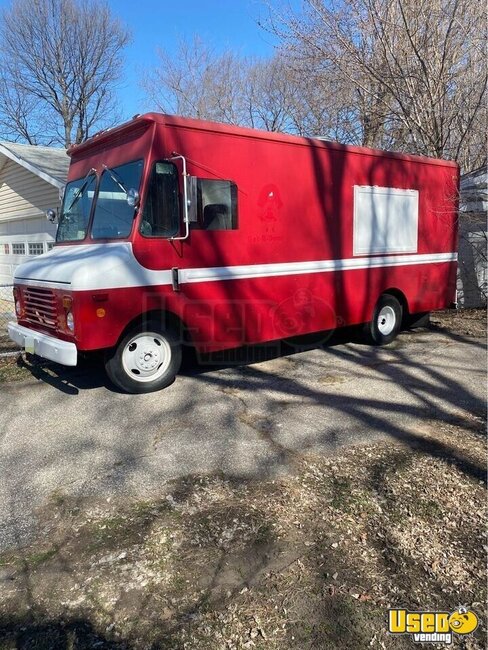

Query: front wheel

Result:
[105,321,182,393]
[366,294,403,345]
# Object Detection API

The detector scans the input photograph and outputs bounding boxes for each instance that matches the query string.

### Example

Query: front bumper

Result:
[8,322,77,366]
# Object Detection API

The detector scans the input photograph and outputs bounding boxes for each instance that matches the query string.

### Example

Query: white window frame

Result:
[28,242,45,256]
[11,242,26,255]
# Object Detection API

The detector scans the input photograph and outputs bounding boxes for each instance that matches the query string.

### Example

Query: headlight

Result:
[66,311,75,331]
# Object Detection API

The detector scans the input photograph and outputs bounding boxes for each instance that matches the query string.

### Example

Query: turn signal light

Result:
[13,286,23,318]
[62,296,73,310]
[62,295,74,332]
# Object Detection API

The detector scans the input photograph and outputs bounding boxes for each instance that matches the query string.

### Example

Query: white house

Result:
[0,141,69,285]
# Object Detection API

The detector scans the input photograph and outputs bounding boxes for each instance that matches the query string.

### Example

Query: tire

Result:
[366,294,403,345]
[104,321,182,394]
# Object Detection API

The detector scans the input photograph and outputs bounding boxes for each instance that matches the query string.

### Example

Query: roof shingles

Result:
[0,141,70,186]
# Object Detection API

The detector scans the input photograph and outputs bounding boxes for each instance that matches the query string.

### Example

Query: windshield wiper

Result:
[65,168,96,213]
[102,164,129,196]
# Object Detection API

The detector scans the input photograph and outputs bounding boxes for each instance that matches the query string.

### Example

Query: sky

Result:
[103,0,289,120]
[0,0,302,127]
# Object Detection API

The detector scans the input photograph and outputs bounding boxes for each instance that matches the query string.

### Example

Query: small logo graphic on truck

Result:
[257,184,283,222]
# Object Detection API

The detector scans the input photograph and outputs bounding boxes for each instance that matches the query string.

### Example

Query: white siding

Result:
[0,159,60,222]
[0,161,61,284]
[457,215,487,308]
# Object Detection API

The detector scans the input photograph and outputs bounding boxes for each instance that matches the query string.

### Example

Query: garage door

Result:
[0,216,56,285]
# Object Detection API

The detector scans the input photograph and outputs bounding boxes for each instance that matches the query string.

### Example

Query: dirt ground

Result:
[0,421,485,649]
[430,308,486,338]
[0,309,486,649]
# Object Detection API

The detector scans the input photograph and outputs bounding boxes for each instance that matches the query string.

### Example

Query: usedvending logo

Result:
[388,606,479,644]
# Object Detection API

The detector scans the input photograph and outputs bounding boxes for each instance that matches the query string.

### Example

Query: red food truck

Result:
[8,113,458,393]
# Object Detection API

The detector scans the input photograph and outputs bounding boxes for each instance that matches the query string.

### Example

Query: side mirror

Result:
[45,208,57,223]
[127,188,140,208]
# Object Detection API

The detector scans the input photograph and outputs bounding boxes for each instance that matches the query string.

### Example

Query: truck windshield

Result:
[91,160,144,239]
[56,172,97,242]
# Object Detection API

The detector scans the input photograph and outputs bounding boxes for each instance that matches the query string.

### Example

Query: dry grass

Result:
[431,308,486,338]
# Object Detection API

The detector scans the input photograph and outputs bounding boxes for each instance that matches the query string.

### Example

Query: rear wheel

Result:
[366,294,403,345]
[105,321,182,393]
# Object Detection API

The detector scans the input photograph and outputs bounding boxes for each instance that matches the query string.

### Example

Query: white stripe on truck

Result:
[14,243,457,291]
[181,252,457,284]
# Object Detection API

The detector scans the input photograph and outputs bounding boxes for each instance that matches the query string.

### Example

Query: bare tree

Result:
[0,0,130,148]
[0,72,44,144]
[143,36,248,125]
[143,36,301,133]
[265,0,487,169]
[275,53,392,144]
[244,57,300,132]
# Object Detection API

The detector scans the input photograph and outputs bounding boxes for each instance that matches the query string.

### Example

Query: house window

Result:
[28,242,44,255]
[46,242,54,251]
[12,243,25,255]
[2,244,8,254]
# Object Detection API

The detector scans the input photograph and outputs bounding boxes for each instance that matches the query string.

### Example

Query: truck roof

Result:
[68,112,458,169]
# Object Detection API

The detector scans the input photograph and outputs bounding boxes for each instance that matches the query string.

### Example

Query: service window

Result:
[140,162,180,238]
[353,186,419,255]
[193,179,238,230]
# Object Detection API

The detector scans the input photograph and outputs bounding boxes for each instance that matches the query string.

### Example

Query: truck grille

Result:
[23,287,58,331]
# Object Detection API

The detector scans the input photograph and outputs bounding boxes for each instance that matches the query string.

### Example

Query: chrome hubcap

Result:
[122,332,171,382]
[377,305,396,335]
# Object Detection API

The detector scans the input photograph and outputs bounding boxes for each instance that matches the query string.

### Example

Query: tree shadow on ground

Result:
[0,618,130,649]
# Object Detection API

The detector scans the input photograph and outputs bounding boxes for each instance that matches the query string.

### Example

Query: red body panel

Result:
[21,114,460,354]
